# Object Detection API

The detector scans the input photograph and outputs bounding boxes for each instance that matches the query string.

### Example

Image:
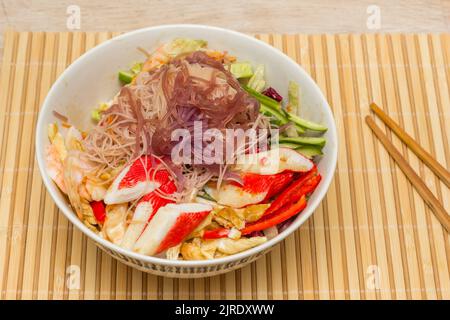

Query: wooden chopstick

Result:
[370,102,450,188]
[366,116,450,233]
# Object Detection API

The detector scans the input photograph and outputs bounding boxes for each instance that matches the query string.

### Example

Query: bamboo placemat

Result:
[0,30,449,300]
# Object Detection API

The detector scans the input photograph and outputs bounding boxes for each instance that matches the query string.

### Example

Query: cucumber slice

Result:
[295,146,323,158]
[295,124,305,134]
[247,64,265,92]
[279,136,326,147]
[278,142,302,149]
[130,62,143,74]
[260,104,289,125]
[230,62,253,79]
[118,70,134,84]
[243,85,281,110]
[288,113,328,132]
[287,81,300,114]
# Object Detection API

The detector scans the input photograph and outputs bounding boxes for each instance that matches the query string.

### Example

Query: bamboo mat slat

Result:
[0,30,449,300]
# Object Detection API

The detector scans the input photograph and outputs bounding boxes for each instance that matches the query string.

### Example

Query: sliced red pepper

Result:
[203,173,321,240]
[264,173,321,220]
[203,227,230,240]
[205,195,307,239]
[262,166,317,217]
[263,171,294,200]
[90,200,106,224]
[241,195,307,235]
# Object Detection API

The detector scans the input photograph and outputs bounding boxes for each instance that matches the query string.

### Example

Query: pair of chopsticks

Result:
[366,103,450,233]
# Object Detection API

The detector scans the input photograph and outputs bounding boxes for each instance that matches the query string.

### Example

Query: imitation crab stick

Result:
[133,203,212,255]
[120,180,177,249]
[206,171,294,208]
[104,155,171,205]
[90,200,106,224]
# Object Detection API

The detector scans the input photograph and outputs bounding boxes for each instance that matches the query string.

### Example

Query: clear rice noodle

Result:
[82,51,272,201]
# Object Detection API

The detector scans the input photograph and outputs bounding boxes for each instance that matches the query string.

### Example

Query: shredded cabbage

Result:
[287,80,300,114]
[164,38,208,57]
[230,62,253,79]
[247,64,265,92]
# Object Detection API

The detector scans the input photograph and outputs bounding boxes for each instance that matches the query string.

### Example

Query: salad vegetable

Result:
[247,64,266,92]
[287,80,300,113]
[118,70,134,84]
[262,87,283,102]
[288,113,328,132]
[230,62,253,79]
[45,38,327,261]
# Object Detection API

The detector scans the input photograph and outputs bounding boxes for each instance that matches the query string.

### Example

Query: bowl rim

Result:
[35,24,338,268]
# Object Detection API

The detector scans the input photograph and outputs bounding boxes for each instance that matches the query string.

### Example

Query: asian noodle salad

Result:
[46,38,327,260]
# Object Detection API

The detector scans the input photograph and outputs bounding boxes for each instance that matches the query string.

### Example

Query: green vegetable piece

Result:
[165,38,208,57]
[287,81,300,113]
[260,104,288,125]
[243,85,281,110]
[91,103,109,122]
[295,124,306,134]
[130,62,143,74]
[230,62,253,79]
[278,141,302,149]
[118,70,134,84]
[247,64,265,92]
[295,146,323,158]
[279,136,326,147]
[288,113,328,132]
[285,125,299,138]
[91,109,101,122]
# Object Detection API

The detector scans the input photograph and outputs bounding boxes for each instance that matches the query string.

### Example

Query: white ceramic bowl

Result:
[36,24,337,278]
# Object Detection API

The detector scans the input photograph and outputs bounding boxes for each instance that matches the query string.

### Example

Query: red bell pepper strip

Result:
[203,227,230,239]
[241,195,307,235]
[262,166,317,217]
[203,173,321,240]
[265,173,321,219]
[90,200,106,224]
[204,195,308,239]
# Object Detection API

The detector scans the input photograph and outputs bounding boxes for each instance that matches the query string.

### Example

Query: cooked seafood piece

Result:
[104,155,171,204]
[207,148,314,208]
[46,143,66,193]
[103,203,128,245]
[44,39,329,260]
[235,147,314,175]
[206,172,293,208]
[216,236,267,255]
[120,180,177,249]
[133,203,212,255]
[46,123,68,193]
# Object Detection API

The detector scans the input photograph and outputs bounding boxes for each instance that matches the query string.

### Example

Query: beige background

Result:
[0,0,449,57]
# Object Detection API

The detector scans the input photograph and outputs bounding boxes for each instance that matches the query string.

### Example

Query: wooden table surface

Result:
[0,0,449,300]
[0,0,449,59]
[0,29,449,300]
